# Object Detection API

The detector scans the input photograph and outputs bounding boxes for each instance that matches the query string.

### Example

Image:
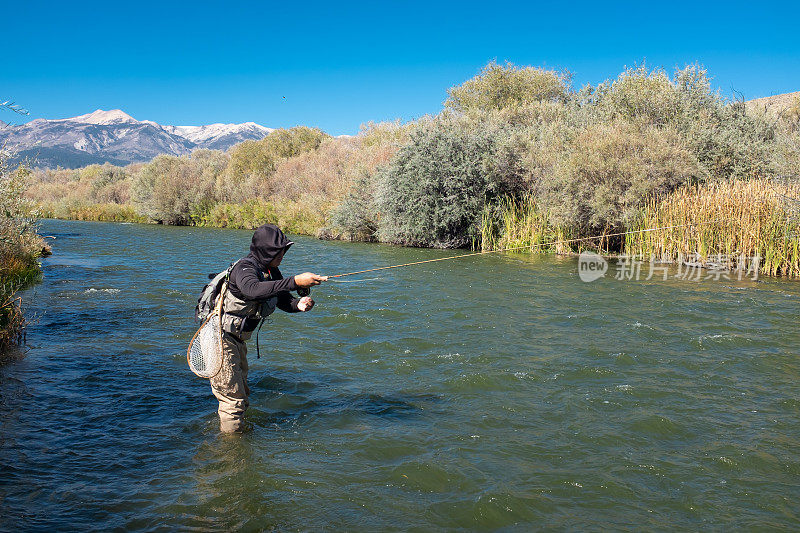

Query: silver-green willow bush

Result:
[337,62,795,246]
[375,115,526,248]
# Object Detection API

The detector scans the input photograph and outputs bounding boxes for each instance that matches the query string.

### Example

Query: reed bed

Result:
[39,202,147,223]
[479,196,576,254]
[0,251,42,348]
[481,180,800,279]
[625,179,800,278]
[199,199,330,236]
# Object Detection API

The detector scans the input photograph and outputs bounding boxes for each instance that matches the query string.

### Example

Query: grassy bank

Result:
[35,199,330,236]
[480,179,800,278]
[198,199,331,234]
[38,202,148,223]
[1,155,46,349]
[0,250,43,347]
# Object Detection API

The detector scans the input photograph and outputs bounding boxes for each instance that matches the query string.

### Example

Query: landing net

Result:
[187,313,223,378]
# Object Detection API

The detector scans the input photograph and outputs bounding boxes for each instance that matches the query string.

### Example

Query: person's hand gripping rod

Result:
[293,272,328,311]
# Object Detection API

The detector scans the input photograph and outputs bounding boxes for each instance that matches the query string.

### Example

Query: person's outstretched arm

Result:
[230,262,296,300]
[231,263,324,310]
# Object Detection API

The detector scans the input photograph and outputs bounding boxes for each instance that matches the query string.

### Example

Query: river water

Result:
[1,219,799,531]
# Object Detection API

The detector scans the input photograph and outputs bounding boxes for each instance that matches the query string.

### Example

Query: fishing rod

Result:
[324,219,722,279]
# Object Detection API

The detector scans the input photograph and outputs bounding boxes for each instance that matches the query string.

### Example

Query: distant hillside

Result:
[0,109,274,168]
[746,91,800,116]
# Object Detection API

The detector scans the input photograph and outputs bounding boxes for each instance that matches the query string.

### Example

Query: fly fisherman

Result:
[212,224,327,433]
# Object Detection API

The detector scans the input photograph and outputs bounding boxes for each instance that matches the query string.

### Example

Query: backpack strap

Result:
[215,280,228,315]
[255,319,265,359]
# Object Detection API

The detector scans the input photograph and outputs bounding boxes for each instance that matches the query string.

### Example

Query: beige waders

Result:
[210,331,250,433]
[210,287,277,433]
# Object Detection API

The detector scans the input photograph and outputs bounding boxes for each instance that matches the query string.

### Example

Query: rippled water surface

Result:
[1,219,799,531]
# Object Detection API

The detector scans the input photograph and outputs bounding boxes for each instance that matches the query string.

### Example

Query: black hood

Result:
[247,224,293,270]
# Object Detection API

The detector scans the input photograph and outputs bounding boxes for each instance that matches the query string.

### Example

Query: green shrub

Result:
[359,119,425,148]
[589,66,682,127]
[776,130,800,178]
[376,115,526,248]
[89,164,132,203]
[1,152,44,349]
[222,139,275,200]
[537,121,701,235]
[701,104,778,180]
[220,126,330,202]
[586,65,780,181]
[1,163,40,259]
[445,61,570,113]
[132,150,225,224]
[331,169,379,241]
[261,126,329,159]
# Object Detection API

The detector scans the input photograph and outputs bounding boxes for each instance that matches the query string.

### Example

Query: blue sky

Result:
[6,0,799,135]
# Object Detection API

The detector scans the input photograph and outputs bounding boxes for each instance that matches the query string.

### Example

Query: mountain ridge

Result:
[0,109,274,168]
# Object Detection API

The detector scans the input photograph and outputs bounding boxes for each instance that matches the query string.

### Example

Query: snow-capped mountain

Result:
[162,122,272,151]
[0,109,274,168]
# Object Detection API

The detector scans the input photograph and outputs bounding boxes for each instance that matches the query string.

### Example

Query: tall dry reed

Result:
[625,179,800,277]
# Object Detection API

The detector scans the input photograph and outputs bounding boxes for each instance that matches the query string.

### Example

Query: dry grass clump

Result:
[201,199,329,235]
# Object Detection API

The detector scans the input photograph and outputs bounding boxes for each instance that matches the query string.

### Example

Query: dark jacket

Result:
[227,225,302,333]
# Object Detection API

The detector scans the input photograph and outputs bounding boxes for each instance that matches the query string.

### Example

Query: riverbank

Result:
[0,250,42,348]
[1,154,47,349]
[34,176,800,279]
[480,179,800,278]
[23,62,800,277]
[37,198,327,236]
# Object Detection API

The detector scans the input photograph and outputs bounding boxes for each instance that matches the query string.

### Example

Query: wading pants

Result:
[210,331,249,433]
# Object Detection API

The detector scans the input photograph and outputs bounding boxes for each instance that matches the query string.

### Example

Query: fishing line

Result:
[328,277,385,283]
[325,219,723,279]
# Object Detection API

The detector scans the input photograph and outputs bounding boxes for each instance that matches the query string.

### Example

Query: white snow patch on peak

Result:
[60,109,138,125]
[77,109,136,124]
[164,122,272,143]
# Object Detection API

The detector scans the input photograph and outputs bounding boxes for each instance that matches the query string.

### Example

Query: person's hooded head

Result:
[248,224,293,270]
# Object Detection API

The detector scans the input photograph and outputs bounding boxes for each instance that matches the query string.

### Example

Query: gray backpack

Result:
[194,261,239,321]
